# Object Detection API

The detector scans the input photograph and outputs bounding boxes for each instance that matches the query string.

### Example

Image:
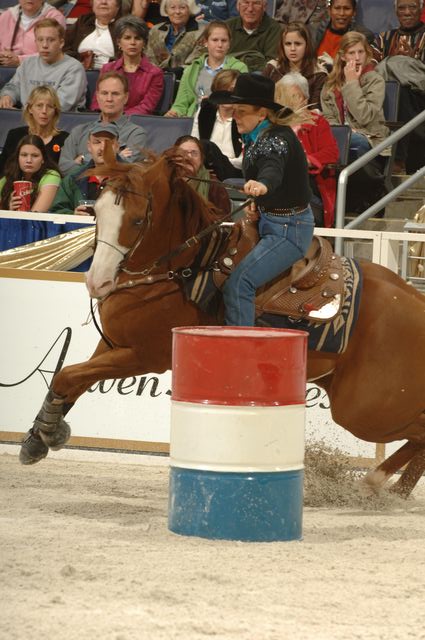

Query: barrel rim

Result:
[172,326,308,339]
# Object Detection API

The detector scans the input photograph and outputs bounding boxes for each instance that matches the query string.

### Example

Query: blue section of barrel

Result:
[169,467,303,542]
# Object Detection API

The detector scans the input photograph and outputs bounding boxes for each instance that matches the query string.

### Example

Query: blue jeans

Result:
[223,206,315,326]
[349,132,372,161]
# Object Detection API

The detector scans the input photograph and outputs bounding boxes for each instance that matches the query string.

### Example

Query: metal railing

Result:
[334,109,425,255]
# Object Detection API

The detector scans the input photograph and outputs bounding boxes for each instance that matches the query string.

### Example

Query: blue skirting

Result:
[168,467,303,542]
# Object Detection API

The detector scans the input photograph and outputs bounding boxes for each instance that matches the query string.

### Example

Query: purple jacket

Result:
[91,57,164,115]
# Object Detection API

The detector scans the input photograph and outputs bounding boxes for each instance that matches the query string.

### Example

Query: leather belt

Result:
[260,205,308,216]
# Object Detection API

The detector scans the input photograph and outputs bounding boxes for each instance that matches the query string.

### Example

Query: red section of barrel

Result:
[172,326,307,406]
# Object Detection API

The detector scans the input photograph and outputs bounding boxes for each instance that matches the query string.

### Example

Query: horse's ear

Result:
[103,139,118,168]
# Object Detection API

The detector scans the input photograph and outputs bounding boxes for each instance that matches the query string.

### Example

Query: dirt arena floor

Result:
[1,447,425,640]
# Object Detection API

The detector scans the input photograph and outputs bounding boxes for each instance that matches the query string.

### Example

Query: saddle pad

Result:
[257,258,363,354]
[184,227,230,315]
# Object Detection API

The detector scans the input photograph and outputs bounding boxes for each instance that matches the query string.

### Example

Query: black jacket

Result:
[244,125,312,209]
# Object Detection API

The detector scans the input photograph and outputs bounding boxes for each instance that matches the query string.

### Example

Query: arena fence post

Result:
[168,326,308,542]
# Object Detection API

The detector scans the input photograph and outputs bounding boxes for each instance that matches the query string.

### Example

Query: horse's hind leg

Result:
[390,445,425,498]
[363,441,423,493]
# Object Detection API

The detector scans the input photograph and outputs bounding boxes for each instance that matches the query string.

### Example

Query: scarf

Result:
[191,164,211,201]
[241,118,270,147]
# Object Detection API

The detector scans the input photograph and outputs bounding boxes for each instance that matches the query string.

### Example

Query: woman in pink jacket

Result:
[0,0,65,67]
[90,15,164,115]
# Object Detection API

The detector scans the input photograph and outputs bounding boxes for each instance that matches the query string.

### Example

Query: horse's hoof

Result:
[39,419,71,450]
[19,428,49,465]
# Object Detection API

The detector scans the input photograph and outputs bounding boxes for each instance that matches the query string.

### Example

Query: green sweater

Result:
[49,163,91,215]
[226,14,282,72]
[171,54,248,116]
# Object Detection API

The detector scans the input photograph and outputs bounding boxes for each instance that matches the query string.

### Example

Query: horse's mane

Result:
[89,142,222,240]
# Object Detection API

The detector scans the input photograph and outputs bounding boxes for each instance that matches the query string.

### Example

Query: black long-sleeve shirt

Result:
[243,124,312,210]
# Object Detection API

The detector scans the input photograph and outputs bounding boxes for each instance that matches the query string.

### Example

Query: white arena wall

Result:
[1,214,422,466]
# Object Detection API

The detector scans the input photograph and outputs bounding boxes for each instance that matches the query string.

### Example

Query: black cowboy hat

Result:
[209,73,292,115]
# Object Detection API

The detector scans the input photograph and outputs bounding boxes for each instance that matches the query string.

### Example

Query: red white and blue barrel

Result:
[168,326,308,542]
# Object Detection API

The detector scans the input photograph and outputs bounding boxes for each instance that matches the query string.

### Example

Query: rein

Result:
[186,175,245,191]
[120,196,253,278]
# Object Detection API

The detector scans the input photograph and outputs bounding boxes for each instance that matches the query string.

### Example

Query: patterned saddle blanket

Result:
[183,219,362,354]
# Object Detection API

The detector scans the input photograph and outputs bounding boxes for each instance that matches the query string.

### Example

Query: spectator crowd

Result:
[0,0,424,236]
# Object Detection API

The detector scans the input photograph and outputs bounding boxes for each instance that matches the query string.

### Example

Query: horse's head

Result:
[85,144,159,299]
[85,144,221,299]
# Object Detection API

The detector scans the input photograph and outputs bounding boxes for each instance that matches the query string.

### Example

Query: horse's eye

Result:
[134,219,144,226]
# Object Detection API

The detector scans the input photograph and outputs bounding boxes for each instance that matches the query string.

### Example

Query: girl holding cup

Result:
[0,135,61,212]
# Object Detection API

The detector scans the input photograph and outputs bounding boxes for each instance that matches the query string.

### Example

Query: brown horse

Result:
[21,149,425,497]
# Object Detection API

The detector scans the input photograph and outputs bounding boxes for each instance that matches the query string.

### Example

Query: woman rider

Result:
[209,73,314,327]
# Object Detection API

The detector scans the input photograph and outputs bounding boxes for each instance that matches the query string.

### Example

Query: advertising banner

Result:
[1,271,389,463]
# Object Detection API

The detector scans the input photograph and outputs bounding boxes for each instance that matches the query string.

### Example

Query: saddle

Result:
[212,218,344,322]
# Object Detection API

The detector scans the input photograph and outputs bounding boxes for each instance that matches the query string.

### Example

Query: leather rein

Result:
[99,179,252,293]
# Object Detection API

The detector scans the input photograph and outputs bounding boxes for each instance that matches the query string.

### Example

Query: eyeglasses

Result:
[183,149,201,157]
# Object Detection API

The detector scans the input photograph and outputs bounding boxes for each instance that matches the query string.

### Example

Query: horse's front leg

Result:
[20,343,143,465]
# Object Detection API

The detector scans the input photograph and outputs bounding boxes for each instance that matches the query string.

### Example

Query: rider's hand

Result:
[244,180,267,197]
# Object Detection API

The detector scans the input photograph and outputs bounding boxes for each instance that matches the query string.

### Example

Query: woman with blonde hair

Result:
[209,73,314,327]
[320,31,388,160]
[0,85,68,174]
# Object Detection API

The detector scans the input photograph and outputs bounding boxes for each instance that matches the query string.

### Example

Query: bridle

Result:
[94,184,153,269]
[89,177,252,347]
[96,177,252,281]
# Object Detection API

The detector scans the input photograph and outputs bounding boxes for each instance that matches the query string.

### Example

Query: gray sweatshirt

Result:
[59,114,147,174]
[0,54,87,111]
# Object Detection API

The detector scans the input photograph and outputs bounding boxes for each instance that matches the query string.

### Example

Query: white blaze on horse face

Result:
[86,190,128,299]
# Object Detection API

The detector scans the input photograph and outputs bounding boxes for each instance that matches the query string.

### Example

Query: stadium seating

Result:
[0,66,16,90]
[0,109,194,155]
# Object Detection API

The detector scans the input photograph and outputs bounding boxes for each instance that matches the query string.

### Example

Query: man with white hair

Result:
[226,0,282,71]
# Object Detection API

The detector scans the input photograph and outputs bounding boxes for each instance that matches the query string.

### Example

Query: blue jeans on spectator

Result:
[349,132,371,161]
[223,206,315,326]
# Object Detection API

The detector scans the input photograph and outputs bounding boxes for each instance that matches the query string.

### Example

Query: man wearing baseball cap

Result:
[50,122,121,214]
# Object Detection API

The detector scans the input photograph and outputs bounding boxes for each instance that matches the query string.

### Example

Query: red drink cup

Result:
[13,181,33,211]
